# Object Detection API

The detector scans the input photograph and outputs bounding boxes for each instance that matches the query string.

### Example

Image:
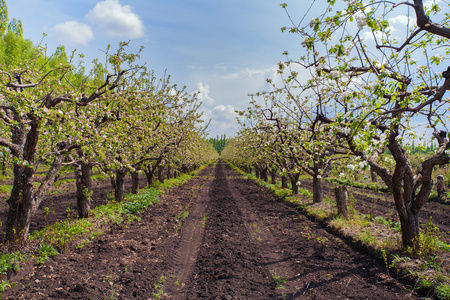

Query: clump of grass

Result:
[121,188,159,214]
[29,218,93,251]
[151,274,166,299]
[36,243,58,265]
[270,271,286,289]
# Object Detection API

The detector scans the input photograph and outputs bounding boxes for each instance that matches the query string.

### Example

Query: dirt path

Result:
[4,162,420,299]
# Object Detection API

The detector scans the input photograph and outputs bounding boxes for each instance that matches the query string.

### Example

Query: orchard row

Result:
[0,3,217,244]
[223,0,450,252]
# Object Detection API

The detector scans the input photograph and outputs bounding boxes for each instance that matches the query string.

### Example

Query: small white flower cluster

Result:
[417,65,427,75]
[359,160,367,169]
[348,0,357,5]
[330,70,340,78]
[356,15,366,30]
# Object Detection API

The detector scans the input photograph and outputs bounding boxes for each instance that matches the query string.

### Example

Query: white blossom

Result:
[417,65,427,74]
[356,15,366,30]
[330,70,340,78]
[347,164,355,171]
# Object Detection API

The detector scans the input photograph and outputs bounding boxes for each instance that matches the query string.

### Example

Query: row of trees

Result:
[206,134,228,155]
[0,2,217,244]
[223,0,450,251]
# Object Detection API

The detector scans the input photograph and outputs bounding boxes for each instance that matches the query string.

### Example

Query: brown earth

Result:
[2,162,421,299]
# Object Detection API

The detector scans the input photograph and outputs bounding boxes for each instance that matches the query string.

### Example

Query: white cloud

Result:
[195,82,215,106]
[388,15,416,26]
[217,67,275,81]
[85,0,145,39]
[201,104,238,137]
[51,21,94,45]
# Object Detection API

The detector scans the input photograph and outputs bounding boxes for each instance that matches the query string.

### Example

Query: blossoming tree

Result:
[280,0,450,249]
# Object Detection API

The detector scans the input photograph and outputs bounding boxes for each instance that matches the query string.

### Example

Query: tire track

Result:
[163,175,213,298]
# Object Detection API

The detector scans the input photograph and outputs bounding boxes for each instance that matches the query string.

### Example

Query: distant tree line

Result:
[207,135,228,155]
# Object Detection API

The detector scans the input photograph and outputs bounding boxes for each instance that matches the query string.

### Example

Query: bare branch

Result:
[376,28,423,52]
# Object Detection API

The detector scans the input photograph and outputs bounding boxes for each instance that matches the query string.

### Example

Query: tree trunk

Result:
[1,156,6,176]
[281,176,288,189]
[145,169,155,186]
[75,161,92,218]
[312,175,323,203]
[131,171,139,194]
[5,148,64,243]
[334,186,348,219]
[255,167,260,178]
[111,168,128,202]
[5,164,34,244]
[399,210,420,249]
[261,168,268,182]
[271,170,277,184]
[158,166,165,183]
[5,123,65,243]
[371,170,378,183]
[166,166,172,179]
[290,173,300,194]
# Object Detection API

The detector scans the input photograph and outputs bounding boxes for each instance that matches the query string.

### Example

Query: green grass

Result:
[36,243,58,265]
[0,251,26,275]
[0,184,12,194]
[151,274,166,299]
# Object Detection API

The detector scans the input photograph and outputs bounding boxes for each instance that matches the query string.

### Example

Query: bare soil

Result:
[2,162,422,299]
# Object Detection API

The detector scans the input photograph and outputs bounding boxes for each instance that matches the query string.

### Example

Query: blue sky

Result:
[6,0,307,138]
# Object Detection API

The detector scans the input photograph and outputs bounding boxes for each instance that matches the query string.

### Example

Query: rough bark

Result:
[131,171,139,194]
[110,168,128,202]
[335,186,348,219]
[371,170,378,183]
[75,161,92,218]
[271,169,277,185]
[312,175,323,203]
[290,173,300,195]
[254,167,260,179]
[166,166,172,180]
[5,142,65,243]
[158,166,165,183]
[1,156,6,176]
[281,176,288,189]
[145,169,155,186]
[261,167,268,182]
